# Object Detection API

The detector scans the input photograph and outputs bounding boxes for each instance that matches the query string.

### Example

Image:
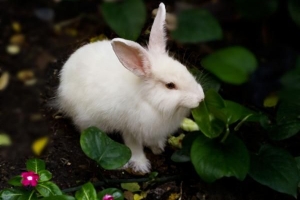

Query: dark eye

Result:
[165,82,176,89]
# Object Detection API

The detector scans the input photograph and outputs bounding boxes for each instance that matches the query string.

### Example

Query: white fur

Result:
[57,3,204,173]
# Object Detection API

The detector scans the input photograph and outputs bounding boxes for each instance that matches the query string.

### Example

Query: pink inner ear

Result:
[112,41,150,77]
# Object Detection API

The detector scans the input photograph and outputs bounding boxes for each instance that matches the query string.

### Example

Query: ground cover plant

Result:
[1,0,300,199]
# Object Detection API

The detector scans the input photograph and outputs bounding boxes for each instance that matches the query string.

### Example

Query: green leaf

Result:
[269,101,300,140]
[249,145,299,197]
[101,0,146,41]
[97,188,124,200]
[75,182,97,200]
[80,127,131,170]
[0,189,25,200]
[235,0,279,20]
[201,46,257,85]
[191,134,250,182]
[121,182,140,192]
[171,9,222,43]
[38,170,52,182]
[288,0,300,26]
[18,191,38,200]
[192,90,226,138]
[26,158,45,173]
[41,195,75,200]
[221,100,255,125]
[171,132,199,162]
[36,182,62,197]
[8,175,22,186]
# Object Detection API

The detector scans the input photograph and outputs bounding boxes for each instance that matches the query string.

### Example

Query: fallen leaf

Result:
[32,136,49,156]
[10,34,25,45]
[12,21,21,32]
[17,70,36,85]
[168,193,180,200]
[121,182,140,192]
[0,72,10,91]
[6,44,20,55]
[123,191,134,200]
[133,192,147,200]
[0,133,12,146]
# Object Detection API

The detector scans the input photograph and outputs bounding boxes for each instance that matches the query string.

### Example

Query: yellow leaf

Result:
[180,118,199,131]
[263,93,278,107]
[168,133,185,149]
[168,193,180,200]
[0,133,11,146]
[133,192,147,200]
[121,182,140,192]
[32,136,49,156]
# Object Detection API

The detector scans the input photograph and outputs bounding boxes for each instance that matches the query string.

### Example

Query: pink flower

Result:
[21,171,39,187]
[103,194,114,200]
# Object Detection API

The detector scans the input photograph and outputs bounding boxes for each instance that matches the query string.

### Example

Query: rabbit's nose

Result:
[197,85,205,102]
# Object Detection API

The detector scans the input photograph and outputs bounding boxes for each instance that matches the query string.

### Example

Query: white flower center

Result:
[27,176,33,181]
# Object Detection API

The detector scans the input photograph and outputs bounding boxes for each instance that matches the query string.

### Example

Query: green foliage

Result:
[75,182,97,200]
[98,188,124,200]
[288,0,300,26]
[201,46,258,85]
[0,189,24,200]
[120,183,140,192]
[36,182,62,197]
[80,127,131,170]
[101,0,146,41]
[191,134,249,182]
[171,9,222,43]
[38,170,52,182]
[249,145,300,197]
[26,159,45,174]
[234,0,279,20]
[8,176,22,187]
[41,195,75,200]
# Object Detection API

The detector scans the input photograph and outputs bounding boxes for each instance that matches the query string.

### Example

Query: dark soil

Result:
[0,0,299,199]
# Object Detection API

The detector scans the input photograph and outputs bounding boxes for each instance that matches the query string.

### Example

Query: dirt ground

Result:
[0,0,299,199]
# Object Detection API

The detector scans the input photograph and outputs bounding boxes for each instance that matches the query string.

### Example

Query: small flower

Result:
[21,171,39,187]
[103,194,114,200]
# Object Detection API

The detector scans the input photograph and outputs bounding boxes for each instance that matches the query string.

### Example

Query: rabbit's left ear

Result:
[111,38,151,78]
[148,3,166,54]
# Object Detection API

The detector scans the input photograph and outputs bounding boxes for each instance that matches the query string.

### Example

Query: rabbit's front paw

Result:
[124,156,151,174]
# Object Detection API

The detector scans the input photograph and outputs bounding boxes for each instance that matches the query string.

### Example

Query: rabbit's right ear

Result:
[111,38,151,78]
[148,3,166,54]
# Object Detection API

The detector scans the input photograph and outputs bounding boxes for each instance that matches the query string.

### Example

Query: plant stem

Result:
[234,114,253,131]
[62,174,182,193]
[221,124,230,143]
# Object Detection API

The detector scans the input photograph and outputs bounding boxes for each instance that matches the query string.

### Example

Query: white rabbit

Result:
[57,3,204,173]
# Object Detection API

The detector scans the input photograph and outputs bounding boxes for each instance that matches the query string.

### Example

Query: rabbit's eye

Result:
[165,82,176,89]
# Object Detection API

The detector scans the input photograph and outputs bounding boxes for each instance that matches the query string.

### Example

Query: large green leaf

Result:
[171,9,222,43]
[97,188,124,200]
[235,0,279,20]
[36,182,62,197]
[80,127,131,170]
[221,100,256,125]
[270,101,300,140]
[0,189,25,200]
[288,0,300,26]
[38,170,52,182]
[101,0,146,41]
[191,134,249,182]
[18,191,38,200]
[8,175,22,186]
[201,46,257,85]
[192,90,226,138]
[41,195,75,200]
[249,145,299,197]
[26,158,45,173]
[75,182,97,200]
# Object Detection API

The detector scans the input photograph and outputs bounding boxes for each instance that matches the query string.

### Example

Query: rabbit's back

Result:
[58,40,141,130]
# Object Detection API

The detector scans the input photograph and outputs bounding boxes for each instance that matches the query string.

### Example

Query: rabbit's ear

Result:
[148,3,166,54]
[111,38,151,77]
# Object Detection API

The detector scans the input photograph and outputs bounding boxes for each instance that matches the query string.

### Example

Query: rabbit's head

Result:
[111,3,204,115]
